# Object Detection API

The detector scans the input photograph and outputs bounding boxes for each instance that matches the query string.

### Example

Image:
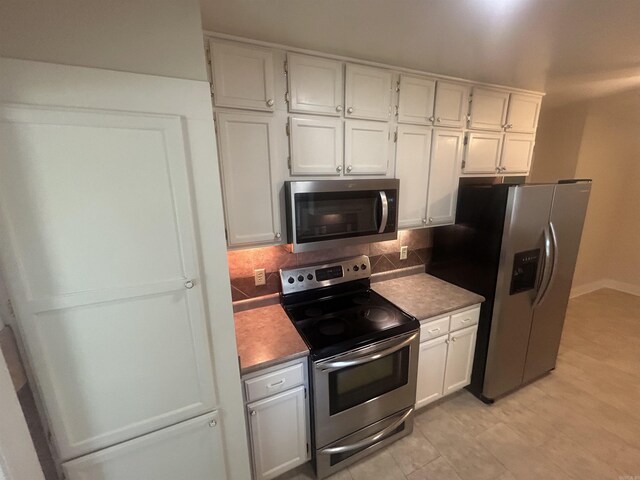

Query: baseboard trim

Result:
[571,279,640,298]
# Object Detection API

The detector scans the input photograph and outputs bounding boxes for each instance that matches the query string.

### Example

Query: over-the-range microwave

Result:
[285,179,399,252]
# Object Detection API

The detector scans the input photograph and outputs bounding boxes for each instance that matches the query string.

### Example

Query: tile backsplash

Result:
[227,229,433,301]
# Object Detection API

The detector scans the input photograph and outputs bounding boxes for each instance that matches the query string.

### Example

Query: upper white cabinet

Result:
[345,120,390,175]
[209,40,275,112]
[500,133,535,174]
[434,82,470,128]
[289,116,343,175]
[395,125,432,228]
[426,129,464,225]
[287,53,344,116]
[468,87,510,131]
[505,93,542,134]
[443,325,478,394]
[397,75,436,125]
[463,131,504,174]
[217,112,280,246]
[345,64,393,121]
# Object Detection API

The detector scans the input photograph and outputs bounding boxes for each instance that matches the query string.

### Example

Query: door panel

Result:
[345,64,393,121]
[523,183,591,383]
[287,53,343,116]
[344,120,390,175]
[443,326,478,394]
[434,82,469,128]
[506,94,541,134]
[289,116,343,176]
[500,133,535,174]
[397,75,436,125]
[0,105,216,459]
[426,129,463,225]
[468,88,509,131]
[395,125,432,228]
[416,336,447,409]
[463,132,503,174]
[63,412,226,480]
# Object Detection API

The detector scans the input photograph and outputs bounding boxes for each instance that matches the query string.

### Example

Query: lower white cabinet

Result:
[344,119,390,175]
[443,326,479,394]
[416,336,448,409]
[62,411,227,480]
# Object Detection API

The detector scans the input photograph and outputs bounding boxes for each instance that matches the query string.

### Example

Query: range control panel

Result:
[280,255,371,295]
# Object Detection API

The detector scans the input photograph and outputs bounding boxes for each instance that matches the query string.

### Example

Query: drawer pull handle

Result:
[428,328,440,334]
[461,318,471,323]
[267,379,286,389]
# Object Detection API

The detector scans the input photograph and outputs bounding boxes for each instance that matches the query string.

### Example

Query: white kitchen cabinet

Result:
[287,53,344,116]
[434,81,470,128]
[344,64,393,121]
[468,87,509,131]
[344,120,390,175]
[416,336,448,409]
[209,40,276,112]
[443,325,479,395]
[217,112,281,246]
[505,93,542,134]
[248,386,308,480]
[397,75,436,125]
[426,129,464,225]
[463,131,504,174]
[395,125,432,228]
[289,116,343,175]
[62,412,226,480]
[500,133,535,174]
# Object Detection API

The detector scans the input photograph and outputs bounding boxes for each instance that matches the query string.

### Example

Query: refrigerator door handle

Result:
[534,222,557,307]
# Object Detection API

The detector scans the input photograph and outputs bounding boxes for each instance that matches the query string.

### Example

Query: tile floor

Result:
[278,288,640,480]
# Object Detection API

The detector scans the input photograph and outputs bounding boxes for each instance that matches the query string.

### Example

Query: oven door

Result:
[313,330,419,448]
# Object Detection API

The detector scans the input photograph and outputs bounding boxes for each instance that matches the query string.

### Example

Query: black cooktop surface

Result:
[282,284,419,360]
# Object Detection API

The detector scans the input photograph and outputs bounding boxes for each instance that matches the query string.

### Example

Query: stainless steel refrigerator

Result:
[427,180,591,402]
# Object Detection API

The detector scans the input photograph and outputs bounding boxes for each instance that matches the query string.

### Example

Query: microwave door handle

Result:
[378,191,388,234]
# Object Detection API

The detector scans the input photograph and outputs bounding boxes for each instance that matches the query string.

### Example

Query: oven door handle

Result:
[319,407,414,455]
[378,190,388,234]
[318,332,417,371]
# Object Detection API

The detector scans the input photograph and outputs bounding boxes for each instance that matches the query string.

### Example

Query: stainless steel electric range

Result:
[280,255,420,479]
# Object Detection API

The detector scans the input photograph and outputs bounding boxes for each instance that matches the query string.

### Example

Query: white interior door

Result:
[468,87,509,131]
[443,326,478,394]
[416,336,448,409]
[217,112,280,246]
[289,116,343,176]
[287,53,343,116]
[434,81,470,128]
[505,94,542,134]
[463,131,504,174]
[426,129,464,226]
[0,104,216,459]
[209,40,275,112]
[395,125,432,228]
[344,64,393,121]
[500,133,535,174]
[62,411,226,480]
[344,120,390,175]
[397,75,436,125]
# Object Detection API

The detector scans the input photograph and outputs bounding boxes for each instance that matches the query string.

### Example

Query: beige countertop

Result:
[373,273,485,320]
[234,304,308,376]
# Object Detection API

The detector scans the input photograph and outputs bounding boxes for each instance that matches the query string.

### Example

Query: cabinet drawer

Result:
[245,363,305,402]
[450,307,480,332]
[420,316,450,341]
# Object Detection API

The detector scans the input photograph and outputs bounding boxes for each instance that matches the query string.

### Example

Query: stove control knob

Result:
[307,274,313,280]
[297,275,304,282]
[353,265,359,272]
[361,263,367,270]
[287,276,295,284]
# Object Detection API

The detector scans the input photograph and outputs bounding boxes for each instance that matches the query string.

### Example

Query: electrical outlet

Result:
[254,268,266,286]
[400,246,408,260]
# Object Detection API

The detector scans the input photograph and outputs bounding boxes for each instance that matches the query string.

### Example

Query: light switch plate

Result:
[400,246,408,260]
[254,268,266,286]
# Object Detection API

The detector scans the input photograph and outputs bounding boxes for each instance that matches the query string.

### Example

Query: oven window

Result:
[328,346,409,415]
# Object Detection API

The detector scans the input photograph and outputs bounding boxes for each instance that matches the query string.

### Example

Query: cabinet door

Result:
[345,64,393,121]
[63,412,226,480]
[506,94,542,134]
[209,40,275,112]
[416,336,448,409]
[463,131,504,174]
[468,87,509,131]
[217,112,280,246]
[287,53,343,116]
[395,125,432,228]
[248,386,308,480]
[500,133,535,174]
[397,75,436,125]
[443,326,478,394]
[434,81,470,128]
[289,116,343,176]
[426,129,464,226]
[344,120,390,175]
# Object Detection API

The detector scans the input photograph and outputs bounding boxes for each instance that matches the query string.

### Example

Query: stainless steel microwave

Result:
[285,179,399,252]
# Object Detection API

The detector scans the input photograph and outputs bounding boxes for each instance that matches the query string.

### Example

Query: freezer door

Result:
[523,183,591,383]
[483,184,555,400]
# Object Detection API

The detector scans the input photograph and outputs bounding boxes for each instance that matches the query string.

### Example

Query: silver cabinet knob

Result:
[451,337,457,342]
[496,166,501,173]
[445,339,450,345]
[208,419,217,428]
[504,123,513,130]
[422,218,427,224]
[275,232,281,239]
[428,217,434,223]
[336,105,343,112]
[184,280,194,289]
[436,117,441,123]
[250,410,257,416]
[266,99,274,107]
[347,107,354,114]
[336,165,343,172]
[428,116,435,123]
[346,165,353,173]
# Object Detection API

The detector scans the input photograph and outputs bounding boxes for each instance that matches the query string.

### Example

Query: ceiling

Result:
[200,0,640,106]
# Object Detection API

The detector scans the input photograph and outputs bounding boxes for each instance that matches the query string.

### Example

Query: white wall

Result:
[0,0,207,81]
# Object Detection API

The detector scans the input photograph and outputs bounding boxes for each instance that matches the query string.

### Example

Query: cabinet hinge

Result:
[284,60,288,75]
[209,83,215,98]
[286,119,290,136]
[394,104,399,117]
[285,91,290,103]
[396,80,400,92]
[7,298,15,318]
[393,129,398,143]
[306,442,309,454]
[461,159,466,170]
[287,156,291,169]
[213,117,218,135]
[463,133,468,146]
[224,229,228,242]
[304,387,307,399]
